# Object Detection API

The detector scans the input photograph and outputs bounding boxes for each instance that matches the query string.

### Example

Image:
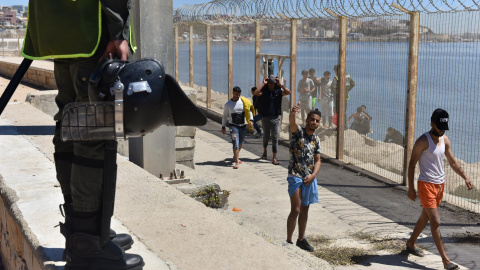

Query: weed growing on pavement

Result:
[190,185,230,208]
[309,235,368,265]
[451,232,480,244]
[309,235,334,245]
[350,232,409,253]
[313,246,369,265]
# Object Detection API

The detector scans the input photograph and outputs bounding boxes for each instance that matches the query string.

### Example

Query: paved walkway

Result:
[192,123,476,270]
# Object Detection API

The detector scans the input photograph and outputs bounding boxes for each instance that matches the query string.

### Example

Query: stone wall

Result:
[0,180,42,270]
[0,60,57,90]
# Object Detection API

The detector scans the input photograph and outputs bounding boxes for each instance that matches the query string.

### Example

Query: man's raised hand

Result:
[292,101,300,114]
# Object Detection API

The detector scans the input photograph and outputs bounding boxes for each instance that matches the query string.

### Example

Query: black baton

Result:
[0,58,33,116]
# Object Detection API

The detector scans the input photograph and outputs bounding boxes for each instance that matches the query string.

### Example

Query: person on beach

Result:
[222,86,254,169]
[384,127,404,146]
[406,109,474,270]
[253,74,291,165]
[331,64,355,128]
[297,69,315,122]
[286,103,322,252]
[308,68,321,110]
[319,71,333,128]
[348,107,370,135]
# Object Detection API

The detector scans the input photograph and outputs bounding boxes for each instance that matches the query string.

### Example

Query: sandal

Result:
[272,160,280,165]
[261,154,267,160]
[233,162,239,169]
[444,262,459,270]
[406,245,424,257]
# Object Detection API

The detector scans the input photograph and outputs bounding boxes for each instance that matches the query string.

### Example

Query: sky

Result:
[0,0,208,9]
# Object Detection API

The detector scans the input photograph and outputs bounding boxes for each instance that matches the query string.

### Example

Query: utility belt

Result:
[231,112,245,125]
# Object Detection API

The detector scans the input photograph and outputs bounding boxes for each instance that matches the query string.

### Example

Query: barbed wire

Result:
[174,0,480,24]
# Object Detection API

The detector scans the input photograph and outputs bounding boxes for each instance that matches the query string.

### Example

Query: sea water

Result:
[178,41,480,163]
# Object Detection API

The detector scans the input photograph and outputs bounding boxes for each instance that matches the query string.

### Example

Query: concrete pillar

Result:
[129,0,176,177]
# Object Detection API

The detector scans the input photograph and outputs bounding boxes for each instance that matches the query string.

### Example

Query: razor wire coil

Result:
[174,0,480,24]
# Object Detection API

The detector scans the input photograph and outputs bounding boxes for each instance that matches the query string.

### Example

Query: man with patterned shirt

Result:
[286,101,322,252]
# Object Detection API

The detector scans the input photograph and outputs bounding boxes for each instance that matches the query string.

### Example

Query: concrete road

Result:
[198,119,480,270]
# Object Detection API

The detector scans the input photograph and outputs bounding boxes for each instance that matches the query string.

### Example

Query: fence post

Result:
[290,19,297,107]
[206,24,212,109]
[174,25,179,82]
[228,24,233,99]
[2,37,4,57]
[189,24,194,87]
[336,16,347,160]
[255,22,261,86]
[403,11,420,186]
[18,38,21,56]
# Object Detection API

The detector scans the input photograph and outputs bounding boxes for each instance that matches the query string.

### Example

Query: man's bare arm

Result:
[304,153,321,186]
[281,84,291,96]
[289,101,300,134]
[254,78,267,96]
[408,135,428,201]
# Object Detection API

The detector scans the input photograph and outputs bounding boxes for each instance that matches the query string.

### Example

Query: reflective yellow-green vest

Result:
[22,0,135,60]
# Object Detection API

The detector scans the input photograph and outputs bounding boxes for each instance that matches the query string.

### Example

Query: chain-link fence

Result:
[174,1,480,213]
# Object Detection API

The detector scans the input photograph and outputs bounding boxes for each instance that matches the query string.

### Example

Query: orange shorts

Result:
[417,181,445,208]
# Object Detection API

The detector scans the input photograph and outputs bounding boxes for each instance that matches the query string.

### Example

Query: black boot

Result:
[60,212,144,270]
[61,204,134,261]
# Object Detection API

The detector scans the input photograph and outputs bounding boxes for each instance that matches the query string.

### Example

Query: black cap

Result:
[267,74,276,84]
[431,108,449,130]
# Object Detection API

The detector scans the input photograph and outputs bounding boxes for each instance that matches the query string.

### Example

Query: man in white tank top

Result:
[406,109,474,270]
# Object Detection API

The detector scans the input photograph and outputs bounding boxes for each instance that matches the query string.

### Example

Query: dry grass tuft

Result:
[350,231,409,253]
[451,232,480,244]
[312,246,369,265]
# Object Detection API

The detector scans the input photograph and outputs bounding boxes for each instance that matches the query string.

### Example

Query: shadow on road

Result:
[358,251,437,270]
[0,125,54,135]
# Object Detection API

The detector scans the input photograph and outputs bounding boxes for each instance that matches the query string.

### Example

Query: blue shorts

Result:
[230,125,246,149]
[287,175,319,206]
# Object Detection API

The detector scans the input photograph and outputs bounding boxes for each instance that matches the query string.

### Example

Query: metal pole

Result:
[228,24,233,99]
[255,22,261,85]
[290,19,297,107]
[174,25,179,81]
[0,58,32,116]
[2,37,4,57]
[17,38,20,56]
[336,16,347,160]
[189,24,194,87]
[403,12,420,186]
[206,24,212,108]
